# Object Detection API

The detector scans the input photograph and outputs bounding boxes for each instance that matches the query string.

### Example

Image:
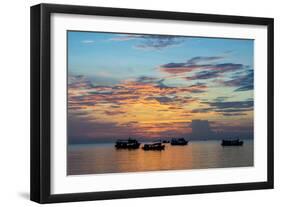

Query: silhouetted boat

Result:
[171,138,188,146]
[142,142,165,151]
[162,140,170,143]
[221,139,243,146]
[115,138,140,149]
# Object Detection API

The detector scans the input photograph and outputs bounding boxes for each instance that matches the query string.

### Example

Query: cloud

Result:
[110,34,184,50]
[68,117,141,142]
[206,100,253,109]
[67,75,201,139]
[187,56,223,65]
[136,76,161,83]
[215,108,252,113]
[68,74,253,140]
[214,63,244,71]
[146,96,174,104]
[235,85,253,91]
[81,40,95,44]
[185,70,221,80]
[109,34,141,41]
[191,108,213,113]
[68,75,204,113]
[190,100,253,117]
[190,119,214,137]
[68,75,94,89]
[104,110,126,116]
[208,100,253,116]
[160,55,244,76]
[162,62,187,68]
[135,35,184,50]
[213,96,231,102]
[160,63,205,74]
[222,113,247,116]
[187,82,208,93]
[145,95,195,105]
[219,69,253,91]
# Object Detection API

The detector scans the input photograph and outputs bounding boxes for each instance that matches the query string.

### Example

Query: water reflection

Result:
[67,140,253,175]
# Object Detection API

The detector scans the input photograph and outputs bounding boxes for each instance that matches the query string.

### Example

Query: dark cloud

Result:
[68,75,94,89]
[134,76,208,94]
[187,56,223,65]
[88,91,114,95]
[169,106,183,110]
[160,63,207,75]
[222,113,247,116]
[162,56,223,69]
[213,96,231,102]
[190,119,214,139]
[145,96,177,104]
[188,82,207,93]
[68,75,204,113]
[145,94,197,106]
[110,105,121,108]
[191,108,213,113]
[68,94,96,109]
[135,76,169,89]
[162,62,187,68]
[160,55,245,76]
[184,63,244,80]
[191,100,253,116]
[191,104,252,115]
[154,96,174,104]
[185,70,220,80]
[68,117,141,143]
[120,121,139,127]
[156,79,171,89]
[209,100,253,116]
[206,100,253,109]
[215,108,252,113]
[136,76,159,83]
[235,85,253,91]
[214,63,244,71]
[104,110,126,116]
[111,34,184,50]
[220,69,253,92]
[136,35,184,50]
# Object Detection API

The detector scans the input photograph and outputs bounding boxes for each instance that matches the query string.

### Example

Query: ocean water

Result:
[67,140,253,175]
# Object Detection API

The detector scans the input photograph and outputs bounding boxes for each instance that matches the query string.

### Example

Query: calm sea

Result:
[67,140,253,175]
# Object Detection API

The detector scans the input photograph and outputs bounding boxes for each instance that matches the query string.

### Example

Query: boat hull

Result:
[170,141,188,146]
[115,139,141,149]
[170,139,188,146]
[221,140,243,146]
[115,143,140,149]
[142,144,165,151]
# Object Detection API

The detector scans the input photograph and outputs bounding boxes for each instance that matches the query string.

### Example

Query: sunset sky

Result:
[67,31,254,143]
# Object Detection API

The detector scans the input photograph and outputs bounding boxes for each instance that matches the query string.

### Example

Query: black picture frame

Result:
[30,3,274,204]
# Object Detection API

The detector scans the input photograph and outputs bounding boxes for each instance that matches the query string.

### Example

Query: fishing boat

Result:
[115,138,140,149]
[221,139,243,146]
[171,138,188,146]
[142,142,165,151]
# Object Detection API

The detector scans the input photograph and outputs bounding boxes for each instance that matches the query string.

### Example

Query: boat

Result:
[142,142,165,151]
[170,138,188,146]
[162,140,170,143]
[221,139,243,146]
[115,138,140,149]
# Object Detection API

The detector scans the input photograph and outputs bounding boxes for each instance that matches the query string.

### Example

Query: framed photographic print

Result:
[30,3,274,203]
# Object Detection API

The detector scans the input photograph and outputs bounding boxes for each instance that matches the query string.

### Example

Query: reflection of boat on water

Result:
[221,139,243,146]
[115,138,140,149]
[142,142,165,151]
[171,138,188,146]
